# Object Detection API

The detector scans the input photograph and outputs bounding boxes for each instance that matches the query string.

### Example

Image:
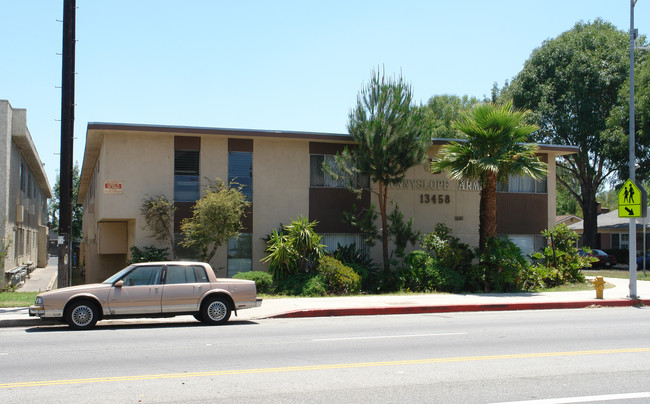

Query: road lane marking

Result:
[2,347,650,389]
[313,332,467,341]
[492,391,650,403]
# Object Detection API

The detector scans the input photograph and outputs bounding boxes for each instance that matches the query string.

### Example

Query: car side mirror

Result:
[114,280,124,288]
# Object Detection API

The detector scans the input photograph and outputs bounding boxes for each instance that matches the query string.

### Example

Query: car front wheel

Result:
[65,300,99,330]
[200,296,231,325]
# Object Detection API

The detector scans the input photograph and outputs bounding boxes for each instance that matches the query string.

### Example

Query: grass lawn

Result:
[542,281,602,292]
[0,291,38,308]
[583,269,650,281]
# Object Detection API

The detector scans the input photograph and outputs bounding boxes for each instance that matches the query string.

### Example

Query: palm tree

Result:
[430,102,547,254]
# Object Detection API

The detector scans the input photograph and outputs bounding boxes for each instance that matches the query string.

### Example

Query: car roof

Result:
[132,261,208,266]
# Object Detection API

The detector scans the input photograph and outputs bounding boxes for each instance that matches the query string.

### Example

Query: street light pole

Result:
[629,0,638,298]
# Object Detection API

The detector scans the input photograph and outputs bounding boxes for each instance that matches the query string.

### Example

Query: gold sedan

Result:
[29,261,262,329]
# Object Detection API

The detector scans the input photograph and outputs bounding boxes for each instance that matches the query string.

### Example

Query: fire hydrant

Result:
[592,276,606,299]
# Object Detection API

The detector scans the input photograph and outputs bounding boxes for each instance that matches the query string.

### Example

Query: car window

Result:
[166,265,198,284]
[121,266,163,286]
[104,265,136,284]
[193,266,209,283]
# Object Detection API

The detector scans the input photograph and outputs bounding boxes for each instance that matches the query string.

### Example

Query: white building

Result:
[0,100,52,288]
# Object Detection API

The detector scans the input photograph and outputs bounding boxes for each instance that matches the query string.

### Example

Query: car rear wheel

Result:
[65,300,99,330]
[200,296,231,325]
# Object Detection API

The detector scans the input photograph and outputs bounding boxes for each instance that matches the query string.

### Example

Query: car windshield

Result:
[593,249,606,255]
[102,265,136,284]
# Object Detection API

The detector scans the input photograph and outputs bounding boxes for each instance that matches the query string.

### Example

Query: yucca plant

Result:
[284,216,325,273]
[261,229,298,282]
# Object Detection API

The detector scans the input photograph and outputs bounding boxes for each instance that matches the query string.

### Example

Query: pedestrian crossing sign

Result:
[618,179,647,218]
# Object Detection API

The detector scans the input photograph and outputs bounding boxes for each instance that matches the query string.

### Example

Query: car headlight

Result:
[35,297,43,306]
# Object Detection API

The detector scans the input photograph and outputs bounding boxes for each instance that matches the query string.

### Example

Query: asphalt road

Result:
[1,308,650,403]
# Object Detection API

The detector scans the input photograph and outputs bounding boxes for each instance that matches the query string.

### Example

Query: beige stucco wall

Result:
[366,146,481,263]
[252,138,310,271]
[84,132,176,281]
[97,133,174,221]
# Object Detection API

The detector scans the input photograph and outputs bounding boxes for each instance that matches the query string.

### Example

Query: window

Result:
[228,234,252,277]
[621,233,629,250]
[174,150,200,202]
[320,233,368,254]
[121,266,163,286]
[507,234,546,258]
[20,162,26,192]
[17,228,24,256]
[498,174,547,194]
[228,151,252,201]
[310,155,369,188]
[166,265,208,284]
[612,233,630,250]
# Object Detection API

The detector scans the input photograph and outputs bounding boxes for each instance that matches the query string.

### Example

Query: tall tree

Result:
[507,19,631,248]
[140,195,177,260]
[417,94,481,139]
[180,179,250,263]
[335,69,428,272]
[430,102,547,253]
[49,162,83,240]
[605,48,650,183]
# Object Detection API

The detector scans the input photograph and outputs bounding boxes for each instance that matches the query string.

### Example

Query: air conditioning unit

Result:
[16,205,24,223]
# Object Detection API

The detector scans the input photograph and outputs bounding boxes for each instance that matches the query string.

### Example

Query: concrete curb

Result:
[262,299,650,319]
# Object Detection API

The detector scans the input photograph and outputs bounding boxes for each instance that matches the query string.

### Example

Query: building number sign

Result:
[420,194,450,204]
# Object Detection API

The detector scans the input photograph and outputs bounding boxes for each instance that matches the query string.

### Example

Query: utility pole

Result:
[58,0,76,288]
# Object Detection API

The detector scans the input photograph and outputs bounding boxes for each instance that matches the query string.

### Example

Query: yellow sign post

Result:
[618,179,647,218]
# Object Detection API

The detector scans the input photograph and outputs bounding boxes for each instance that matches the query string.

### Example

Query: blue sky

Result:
[1,0,648,189]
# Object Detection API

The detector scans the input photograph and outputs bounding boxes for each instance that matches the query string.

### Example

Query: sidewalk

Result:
[2,269,649,328]
[16,256,58,293]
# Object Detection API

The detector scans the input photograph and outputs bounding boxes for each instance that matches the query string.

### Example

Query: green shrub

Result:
[420,223,475,290]
[232,271,273,294]
[399,250,432,291]
[317,256,361,295]
[399,250,465,293]
[530,224,589,287]
[329,243,382,293]
[272,273,328,297]
[302,275,328,296]
[329,243,374,268]
[479,237,531,292]
[128,245,169,264]
[274,273,312,296]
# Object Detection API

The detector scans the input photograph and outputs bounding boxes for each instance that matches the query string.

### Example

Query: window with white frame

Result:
[612,233,629,250]
[621,233,629,249]
[498,173,547,194]
[507,234,546,259]
[320,233,368,254]
[310,155,369,188]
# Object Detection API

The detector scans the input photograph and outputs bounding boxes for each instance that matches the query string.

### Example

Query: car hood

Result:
[38,283,111,297]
